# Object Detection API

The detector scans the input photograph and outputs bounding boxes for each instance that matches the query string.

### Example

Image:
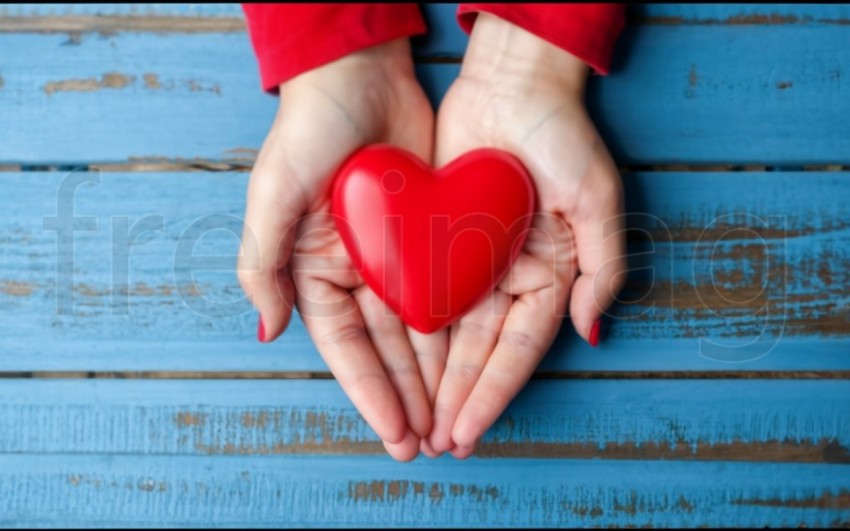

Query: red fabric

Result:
[242,3,625,92]
[457,4,625,75]
[242,3,427,91]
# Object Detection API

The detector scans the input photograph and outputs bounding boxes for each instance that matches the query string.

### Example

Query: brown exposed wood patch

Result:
[143,73,161,90]
[564,491,697,519]
[0,16,247,33]
[0,280,35,296]
[635,14,850,26]
[185,422,849,463]
[475,438,850,464]
[175,411,206,427]
[44,72,134,96]
[347,480,498,504]
[733,490,850,509]
[777,81,793,90]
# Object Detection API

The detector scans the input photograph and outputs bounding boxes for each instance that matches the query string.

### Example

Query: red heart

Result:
[331,144,536,333]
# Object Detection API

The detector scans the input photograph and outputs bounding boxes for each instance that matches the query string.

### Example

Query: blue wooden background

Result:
[0,3,848,527]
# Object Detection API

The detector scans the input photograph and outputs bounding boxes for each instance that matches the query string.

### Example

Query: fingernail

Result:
[453,443,477,460]
[589,319,600,348]
[257,315,266,343]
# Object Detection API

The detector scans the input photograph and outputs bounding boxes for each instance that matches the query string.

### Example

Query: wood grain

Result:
[0,380,846,461]
[0,171,845,371]
[1,456,849,527]
[2,22,850,164]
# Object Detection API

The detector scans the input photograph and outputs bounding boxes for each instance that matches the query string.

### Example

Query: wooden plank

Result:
[634,4,850,25]
[3,3,849,25]
[2,26,850,165]
[0,455,848,527]
[0,171,847,371]
[0,380,847,462]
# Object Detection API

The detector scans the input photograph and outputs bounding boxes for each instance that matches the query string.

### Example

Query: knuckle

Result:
[384,362,419,382]
[500,330,543,354]
[349,370,387,391]
[457,319,499,338]
[447,360,483,387]
[316,323,369,347]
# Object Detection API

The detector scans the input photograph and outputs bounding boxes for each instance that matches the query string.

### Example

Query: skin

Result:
[425,13,627,457]
[238,14,626,462]
[237,38,449,462]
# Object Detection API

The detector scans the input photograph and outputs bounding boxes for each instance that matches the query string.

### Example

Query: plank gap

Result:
[2,13,849,34]
[0,371,848,380]
[5,163,850,173]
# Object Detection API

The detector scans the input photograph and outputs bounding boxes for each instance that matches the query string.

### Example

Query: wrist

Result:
[461,12,588,98]
[279,37,416,97]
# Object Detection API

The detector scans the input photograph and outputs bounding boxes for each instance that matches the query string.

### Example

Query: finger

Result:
[497,253,555,296]
[383,430,421,462]
[567,148,628,344]
[449,443,476,460]
[296,276,406,444]
[429,290,511,453]
[420,437,442,458]
[451,287,566,448]
[407,326,449,407]
[354,286,432,438]
[238,128,308,343]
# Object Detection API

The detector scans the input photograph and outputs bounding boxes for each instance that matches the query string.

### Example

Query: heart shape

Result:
[331,144,536,333]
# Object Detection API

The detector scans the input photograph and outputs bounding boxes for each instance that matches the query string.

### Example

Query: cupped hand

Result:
[237,38,449,461]
[424,14,628,458]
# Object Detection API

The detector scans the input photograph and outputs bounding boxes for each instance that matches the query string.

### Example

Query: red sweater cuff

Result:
[242,3,427,92]
[457,3,625,75]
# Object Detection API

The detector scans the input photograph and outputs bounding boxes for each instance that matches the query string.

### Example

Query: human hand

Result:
[425,13,628,458]
[237,38,448,461]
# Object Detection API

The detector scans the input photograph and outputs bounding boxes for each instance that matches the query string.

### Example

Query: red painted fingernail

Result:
[257,316,266,343]
[589,319,601,348]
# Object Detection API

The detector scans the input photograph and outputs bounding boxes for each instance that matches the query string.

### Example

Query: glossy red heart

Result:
[331,144,536,333]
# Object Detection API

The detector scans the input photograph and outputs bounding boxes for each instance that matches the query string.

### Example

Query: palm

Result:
[239,41,446,461]
[426,72,624,457]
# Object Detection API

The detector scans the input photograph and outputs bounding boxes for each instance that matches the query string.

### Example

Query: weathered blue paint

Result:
[0,171,845,371]
[2,21,850,163]
[0,455,848,528]
[5,3,850,24]
[2,4,849,529]
[0,380,846,458]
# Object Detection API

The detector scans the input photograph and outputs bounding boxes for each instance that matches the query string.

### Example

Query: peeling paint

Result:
[185,79,221,95]
[639,14,850,26]
[348,480,494,504]
[0,280,34,297]
[175,412,206,427]
[777,81,793,90]
[734,490,850,509]
[43,72,134,96]
[0,16,247,33]
[42,71,222,97]
[143,73,161,90]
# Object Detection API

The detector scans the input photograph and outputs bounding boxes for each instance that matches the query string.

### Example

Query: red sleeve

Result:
[457,3,626,75]
[242,3,427,92]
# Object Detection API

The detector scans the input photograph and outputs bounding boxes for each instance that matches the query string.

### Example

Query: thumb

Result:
[567,151,628,346]
[238,136,308,343]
